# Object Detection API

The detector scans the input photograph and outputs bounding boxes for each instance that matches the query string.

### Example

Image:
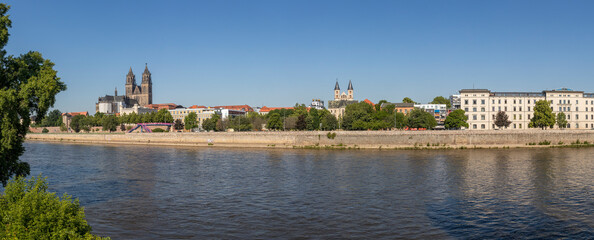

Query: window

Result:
[528,107,531,111]
[514,114,516,120]
[473,100,477,105]
[528,100,531,104]
[498,99,501,104]
[505,100,507,104]
[513,100,516,104]
[481,115,485,120]
[513,124,516,129]
[587,115,589,120]
[519,100,522,104]
[481,107,485,112]
[498,107,501,111]
[505,107,508,111]
[568,114,571,120]
[576,123,579,128]
[473,124,477,129]
[492,114,495,119]
[576,114,579,120]
[473,107,477,112]
[528,114,531,119]
[465,100,469,104]
[519,124,522,128]
[560,107,563,112]
[576,107,579,111]
[492,124,495,129]
[519,115,522,120]
[577,100,579,104]
[492,107,495,111]
[464,108,469,112]
[481,124,485,129]
[473,115,477,120]
[492,100,495,104]
[560,100,563,104]
[519,107,522,111]
[481,100,485,104]
[513,107,517,111]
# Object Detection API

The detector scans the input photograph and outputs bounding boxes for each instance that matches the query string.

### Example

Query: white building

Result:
[309,99,325,110]
[460,88,594,130]
[168,107,245,129]
[119,104,158,115]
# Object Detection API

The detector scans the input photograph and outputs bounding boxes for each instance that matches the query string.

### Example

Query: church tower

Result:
[125,67,136,97]
[347,80,353,100]
[334,80,340,100]
[141,64,153,105]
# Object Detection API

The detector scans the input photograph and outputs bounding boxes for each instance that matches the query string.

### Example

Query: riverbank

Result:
[25,130,594,149]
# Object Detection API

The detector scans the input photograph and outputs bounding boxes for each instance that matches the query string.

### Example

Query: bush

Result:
[152,128,165,132]
[326,132,336,139]
[42,128,49,133]
[538,140,551,145]
[0,176,109,239]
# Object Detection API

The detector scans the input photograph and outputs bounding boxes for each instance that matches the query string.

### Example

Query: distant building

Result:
[309,99,325,110]
[145,103,183,110]
[211,105,254,112]
[328,80,358,119]
[460,88,594,130]
[394,103,415,115]
[450,95,461,110]
[95,64,154,114]
[119,104,158,116]
[169,107,245,130]
[61,111,89,131]
[415,104,448,123]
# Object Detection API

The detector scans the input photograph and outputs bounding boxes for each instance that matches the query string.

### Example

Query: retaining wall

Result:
[25,130,594,149]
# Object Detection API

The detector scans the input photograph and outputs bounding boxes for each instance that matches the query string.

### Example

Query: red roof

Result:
[145,103,180,110]
[364,99,375,106]
[61,111,88,117]
[259,106,311,113]
[188,105,207,109]
[211,105,253,112]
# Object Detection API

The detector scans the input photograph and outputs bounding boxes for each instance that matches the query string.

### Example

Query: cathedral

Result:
[125,64,153,106]
[95,64,153,114]
[328,80,358,119]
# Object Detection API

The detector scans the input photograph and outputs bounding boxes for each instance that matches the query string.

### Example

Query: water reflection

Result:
[20,142,593,239]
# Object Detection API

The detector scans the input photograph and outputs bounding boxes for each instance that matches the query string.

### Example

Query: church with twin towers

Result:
[95,64,153,114]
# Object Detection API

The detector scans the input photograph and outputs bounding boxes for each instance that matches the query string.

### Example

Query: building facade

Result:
[460,88,594,130]
[328,80,357,119]
[310,99,325,110]
[169,107,246,130]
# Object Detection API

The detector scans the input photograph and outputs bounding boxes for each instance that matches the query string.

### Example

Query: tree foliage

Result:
[101,115,118,132]
[529,100,556,129]
[444,109,468,129]
[184,112,198,130]
[402,97,415,104]
[202,114,220,131]
[494,111,511,129]
[406,108,437,129]
[430,96,451,109]
[0,4,67,185]
[0,176,109,239]
[266,112,283,130]
[556,112,567,129]
[341,101,398,130]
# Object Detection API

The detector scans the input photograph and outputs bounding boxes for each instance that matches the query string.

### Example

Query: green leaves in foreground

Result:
[0,176,109,240]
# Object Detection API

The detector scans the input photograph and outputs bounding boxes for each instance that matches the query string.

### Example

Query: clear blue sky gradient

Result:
[5,0,594,113]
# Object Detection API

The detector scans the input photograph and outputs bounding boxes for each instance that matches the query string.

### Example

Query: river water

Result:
[19,142,593,239]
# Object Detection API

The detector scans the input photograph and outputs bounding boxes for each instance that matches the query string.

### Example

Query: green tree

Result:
[306,108,320,130]
[184,112,198,130]
[529,100,556,129]
[494,111,511,129]
[342,102,374,130]
[202,114,220,131]
[247,112,266,131]
[394,112,407,129]
[266,112,283,130]
[0,4,66,185]
[101,115,118,132]
[402,97,415,104]
[0,176,109,239]
[444,109,468,129]
[375,100,388,112]
[556,112,567,129]
[155,109,173,123]
[39,109,62,127]
[407,108,437,129]
[319,109,337,130]
[430,96,451,109]
[70,115,84,133]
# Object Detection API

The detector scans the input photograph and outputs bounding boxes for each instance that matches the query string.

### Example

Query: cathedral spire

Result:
[348,80,353,90]
[127,67,133,76]
[143,63,150,75]
[334,79,340,91]
[115,87,118,96]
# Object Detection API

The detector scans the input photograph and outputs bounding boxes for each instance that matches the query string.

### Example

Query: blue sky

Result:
[4,0,594,113]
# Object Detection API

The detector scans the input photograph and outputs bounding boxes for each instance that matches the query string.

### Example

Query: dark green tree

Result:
[402,97,415,104]
[394,112,407,129]
[155,109,173,123]
[38,109,62,127]
[529,100,556,129]
[556,112,567,129]
[407,108,437,129]
[444,109,468,129]
[430,96,451,109]
[202,114,220,131]
[375,100,388,112]
[266,112,283,130]
[0,4,66,185]
[296,114,307,130]
[494,111,511,129]
[184,112,198,130]
[342,102,374,130]
[306,108,320,130]
[69,115,84,133]
[319,109,337,130]
[101,115,118,132]
[173,119,184,130]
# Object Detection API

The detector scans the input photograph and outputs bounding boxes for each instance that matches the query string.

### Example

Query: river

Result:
[20,142,593,239]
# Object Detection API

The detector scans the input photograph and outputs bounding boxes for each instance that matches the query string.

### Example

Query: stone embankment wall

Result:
[26,130,594,149]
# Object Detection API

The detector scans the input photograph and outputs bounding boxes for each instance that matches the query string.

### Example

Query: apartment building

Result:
[460,88,594,130]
